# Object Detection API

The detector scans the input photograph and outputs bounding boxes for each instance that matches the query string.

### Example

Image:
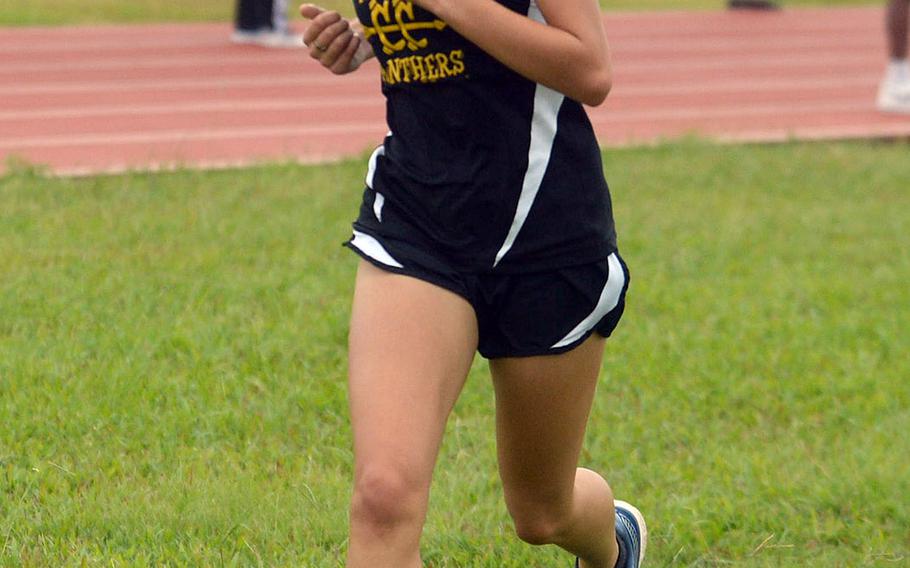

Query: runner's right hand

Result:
[300,4,374,74]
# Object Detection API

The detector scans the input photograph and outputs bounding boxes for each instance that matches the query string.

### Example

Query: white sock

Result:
[886,59,910,83]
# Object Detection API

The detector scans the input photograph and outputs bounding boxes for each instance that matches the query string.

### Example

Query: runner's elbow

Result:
[578,69,612,107]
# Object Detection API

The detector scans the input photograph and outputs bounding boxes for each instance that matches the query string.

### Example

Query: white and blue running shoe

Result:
[575,500,647,568]
[613,500,647,567]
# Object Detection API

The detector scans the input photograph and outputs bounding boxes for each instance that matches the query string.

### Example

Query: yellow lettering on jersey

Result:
[449,50,465,75]
[379,50,467,85]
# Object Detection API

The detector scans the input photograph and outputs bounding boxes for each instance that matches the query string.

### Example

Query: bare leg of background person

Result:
[490,336,622,568]
[345,261,478,568]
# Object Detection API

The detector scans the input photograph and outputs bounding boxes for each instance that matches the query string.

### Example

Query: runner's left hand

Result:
[300,4,373,74]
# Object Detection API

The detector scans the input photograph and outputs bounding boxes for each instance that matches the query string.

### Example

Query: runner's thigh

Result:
[348,260,479,494]
[489,335,606,515]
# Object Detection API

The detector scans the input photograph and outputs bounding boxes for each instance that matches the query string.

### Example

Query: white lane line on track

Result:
[0,7,880,53]
[0,32,878,62]
[0,54,301,74]
[49,155,348,178]
[602,8,878,26]
[0,51,880,77]
[614,54,879,75]
[0,122,388,150]
[714,123,910,143]
[0,38,239,54]
[0,74,376,95]
[590,100,885,124]
[0,97,382,121]
[609,36,879,54]
[610,74,880,96]
[0,72,878,99]
[603,22,877,39]
[0,97,876,124]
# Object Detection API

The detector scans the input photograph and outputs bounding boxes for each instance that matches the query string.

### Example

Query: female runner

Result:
[301,1,646,566]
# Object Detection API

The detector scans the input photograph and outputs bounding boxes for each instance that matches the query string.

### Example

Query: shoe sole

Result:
[877,99,910,114]
[878,101,910,114]
[615,500,648,567]
[877,84,910,113]
[231,32,303,49]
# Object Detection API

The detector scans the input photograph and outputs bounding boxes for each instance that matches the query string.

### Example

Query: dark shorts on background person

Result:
[344,228,630,360]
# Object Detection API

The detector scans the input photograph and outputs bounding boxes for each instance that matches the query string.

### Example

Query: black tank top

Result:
[352,0,617,272]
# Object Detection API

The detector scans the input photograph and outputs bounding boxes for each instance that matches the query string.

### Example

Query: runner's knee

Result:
[351,466,427,529]
[505,491,574,546]
[510,507,572,545]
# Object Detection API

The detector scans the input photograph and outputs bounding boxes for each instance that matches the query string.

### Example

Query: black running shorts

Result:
[344,229,630,359]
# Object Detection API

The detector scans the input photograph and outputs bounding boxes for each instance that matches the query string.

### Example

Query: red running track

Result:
[2,6,909,176]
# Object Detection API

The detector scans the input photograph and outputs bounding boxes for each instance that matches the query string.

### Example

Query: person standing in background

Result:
[232,0,303,48]
[879,0,910,112]
[727,0,779,9]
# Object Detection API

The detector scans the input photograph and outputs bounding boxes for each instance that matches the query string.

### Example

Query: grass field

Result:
[1,140,908,566]
[0,0,879,26]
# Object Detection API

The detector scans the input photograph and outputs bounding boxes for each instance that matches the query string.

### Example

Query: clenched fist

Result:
[300,4,374,74]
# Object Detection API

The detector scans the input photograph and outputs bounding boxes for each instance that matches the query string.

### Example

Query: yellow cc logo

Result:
[360,0,447,55]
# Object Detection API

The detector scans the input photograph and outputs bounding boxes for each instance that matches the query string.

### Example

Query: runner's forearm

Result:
[417,0,612,105]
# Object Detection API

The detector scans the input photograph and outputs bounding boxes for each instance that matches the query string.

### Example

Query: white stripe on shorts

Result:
[365,145,384,189]
[373,193,386,222]
[350,230,404,268]
[551,253,625,349]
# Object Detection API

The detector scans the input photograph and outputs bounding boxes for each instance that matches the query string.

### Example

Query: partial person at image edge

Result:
[879,0,910,112]
[727,0,780,10]
[232,0,303,48]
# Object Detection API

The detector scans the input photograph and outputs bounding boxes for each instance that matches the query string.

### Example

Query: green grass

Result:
[1,139,908,566]
[0,0,878,26]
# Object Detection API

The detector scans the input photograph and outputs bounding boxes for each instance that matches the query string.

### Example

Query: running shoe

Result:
[574,500,647,568]
[614,500,647,567]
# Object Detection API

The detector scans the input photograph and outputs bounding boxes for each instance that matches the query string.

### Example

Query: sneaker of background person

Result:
[231,28,303,49]
[877,59,910,113]
[728,0,780,9]
[877,78,910,113]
